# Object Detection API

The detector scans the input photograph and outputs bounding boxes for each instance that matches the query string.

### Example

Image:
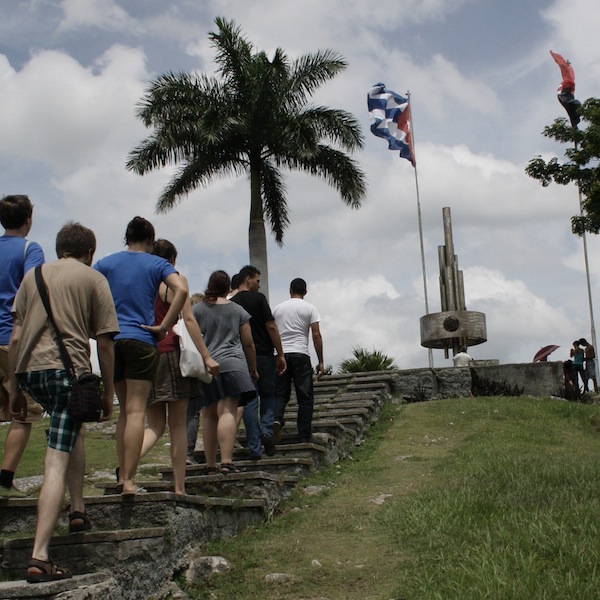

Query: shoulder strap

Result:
[34,266,76,380]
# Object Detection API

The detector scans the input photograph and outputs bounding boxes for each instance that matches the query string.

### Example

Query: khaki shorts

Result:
[0,346,44,423]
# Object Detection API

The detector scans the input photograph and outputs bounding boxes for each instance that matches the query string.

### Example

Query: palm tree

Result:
[339,347,397,373]
[126,17,366,298]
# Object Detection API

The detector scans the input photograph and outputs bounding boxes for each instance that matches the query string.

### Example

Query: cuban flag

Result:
[368,83,416,166]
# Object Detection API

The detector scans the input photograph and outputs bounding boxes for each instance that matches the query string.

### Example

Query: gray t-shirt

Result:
[193,301,251,373]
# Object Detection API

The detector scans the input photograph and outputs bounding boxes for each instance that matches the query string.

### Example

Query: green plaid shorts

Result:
[18,370,82,453]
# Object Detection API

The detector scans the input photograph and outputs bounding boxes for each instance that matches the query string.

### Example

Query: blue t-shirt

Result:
[93,251,176,346]
[0,235,45,344]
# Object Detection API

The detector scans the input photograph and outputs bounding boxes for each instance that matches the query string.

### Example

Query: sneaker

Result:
[262,433,276,457]
[272,420,283,444]
[0,484,28,498]
[186,455,200,466]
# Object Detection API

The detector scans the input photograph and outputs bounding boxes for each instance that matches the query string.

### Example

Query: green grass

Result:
[3,397,599,599]
[183,397,600,600]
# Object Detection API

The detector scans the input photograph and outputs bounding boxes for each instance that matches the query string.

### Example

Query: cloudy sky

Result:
[1,0,599,371]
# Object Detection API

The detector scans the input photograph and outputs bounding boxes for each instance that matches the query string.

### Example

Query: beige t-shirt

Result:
[13,258,119,375]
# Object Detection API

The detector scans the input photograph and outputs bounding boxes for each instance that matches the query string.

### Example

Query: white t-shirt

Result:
[453,352,472,367]
[273,298,320,356]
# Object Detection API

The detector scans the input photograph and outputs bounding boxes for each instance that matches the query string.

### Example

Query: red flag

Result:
[550,50,581,127]
[550,50,575,92]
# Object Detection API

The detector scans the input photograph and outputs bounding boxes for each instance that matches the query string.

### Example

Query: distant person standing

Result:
[579,338,597,392]
[272,278,323,444]
[0,194,45,497]
[570,340,587,392]
[231,265,286,459]
[452,347,472,367]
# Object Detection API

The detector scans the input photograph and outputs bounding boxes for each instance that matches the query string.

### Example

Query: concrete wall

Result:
[390,361,564,401]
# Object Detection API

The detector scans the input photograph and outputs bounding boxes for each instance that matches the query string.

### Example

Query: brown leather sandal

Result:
[26,557,72,583]
[69,510,92,533]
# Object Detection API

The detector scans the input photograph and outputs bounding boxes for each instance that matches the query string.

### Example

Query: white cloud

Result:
[0,45,149,170]
[58,0,140,33]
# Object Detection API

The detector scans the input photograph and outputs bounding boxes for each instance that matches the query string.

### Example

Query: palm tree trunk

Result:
[249,167,269,301]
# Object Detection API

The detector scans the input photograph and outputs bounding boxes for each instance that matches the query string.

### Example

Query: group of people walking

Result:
[0,195,324,583]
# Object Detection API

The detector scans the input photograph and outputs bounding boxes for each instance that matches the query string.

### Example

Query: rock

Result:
[185,555,231,584]
[265,572,294,583]
[303,485,328,496]
[311,559,322,568]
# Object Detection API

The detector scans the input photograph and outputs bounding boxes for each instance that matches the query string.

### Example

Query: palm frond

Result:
[279,146,366,208]
[259,160,289,245]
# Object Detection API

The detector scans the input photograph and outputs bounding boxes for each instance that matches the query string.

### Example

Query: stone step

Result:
[0,492,267,549]
[97,470,298,510]
[2,526,166,577]
[283,406,373,424]
[185,439,329,467]
[0,570,117,600]
[1,494,268,599]
[161,456,316,480]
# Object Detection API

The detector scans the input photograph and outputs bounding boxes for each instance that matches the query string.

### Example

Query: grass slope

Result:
[186,397,600,600]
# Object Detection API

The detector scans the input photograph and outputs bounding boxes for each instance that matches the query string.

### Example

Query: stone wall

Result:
[390,361,564,401]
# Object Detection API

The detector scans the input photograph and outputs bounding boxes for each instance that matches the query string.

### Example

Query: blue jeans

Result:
[243,354,276,457]
[186,395,203,456]
[274,353,313,441]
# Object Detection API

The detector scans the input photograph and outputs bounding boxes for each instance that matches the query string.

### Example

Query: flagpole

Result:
[575,139,598,361]
[407,92,434,368]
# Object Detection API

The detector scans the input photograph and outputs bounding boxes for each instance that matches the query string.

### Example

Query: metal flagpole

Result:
[407,92,434,368]
[575,140,598,359]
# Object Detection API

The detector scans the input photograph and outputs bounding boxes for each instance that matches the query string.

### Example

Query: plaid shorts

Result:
[18,370,81,453]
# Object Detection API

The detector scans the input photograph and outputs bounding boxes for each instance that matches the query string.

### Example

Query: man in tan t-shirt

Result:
[9,222,119,583]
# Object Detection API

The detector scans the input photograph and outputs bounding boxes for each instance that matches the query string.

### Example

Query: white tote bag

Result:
[172,319,212,383]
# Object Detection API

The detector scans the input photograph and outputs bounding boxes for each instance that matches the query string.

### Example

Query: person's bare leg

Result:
[217,397,239,465]
[121,379,152,494]
[114,380,127,485]
[1,421,31,472]
[66,429,86,518]
[167,399,189,494]
[201,404,219,468]
[140,402,166,459]
[30,448,70,563]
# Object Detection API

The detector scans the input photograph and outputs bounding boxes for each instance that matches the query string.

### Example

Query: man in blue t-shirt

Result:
[0,195,45,497]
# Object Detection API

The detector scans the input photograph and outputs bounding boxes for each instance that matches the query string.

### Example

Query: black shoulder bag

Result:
[34,265,103,422]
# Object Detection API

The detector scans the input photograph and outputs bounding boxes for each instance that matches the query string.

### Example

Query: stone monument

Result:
[420,207,487,359]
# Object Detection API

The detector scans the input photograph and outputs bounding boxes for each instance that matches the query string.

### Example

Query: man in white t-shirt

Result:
[452,347,472,367]
[272,278,323,443]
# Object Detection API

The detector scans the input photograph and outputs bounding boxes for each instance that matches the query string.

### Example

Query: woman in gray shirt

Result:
[193,270,257,474]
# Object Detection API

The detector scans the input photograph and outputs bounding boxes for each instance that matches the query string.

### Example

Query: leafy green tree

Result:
[339,347,397,373]
[526,98,600,235]
[126,17,366,297]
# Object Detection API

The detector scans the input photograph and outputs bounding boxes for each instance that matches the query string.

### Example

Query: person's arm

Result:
[142,272,188,338]
[96,333,115,422]
[240,322,259,382]
[311,322,324,379]
[266,320,287,375]
[8,325,26,420]
[181,297,220,377]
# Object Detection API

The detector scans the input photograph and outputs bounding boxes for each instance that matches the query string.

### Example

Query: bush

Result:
[339,347,397,373]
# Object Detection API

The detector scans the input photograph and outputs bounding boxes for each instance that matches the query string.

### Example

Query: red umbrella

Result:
[533,345,560,362]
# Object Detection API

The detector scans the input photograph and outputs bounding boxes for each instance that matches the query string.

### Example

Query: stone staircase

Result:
[0,372,395,599]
